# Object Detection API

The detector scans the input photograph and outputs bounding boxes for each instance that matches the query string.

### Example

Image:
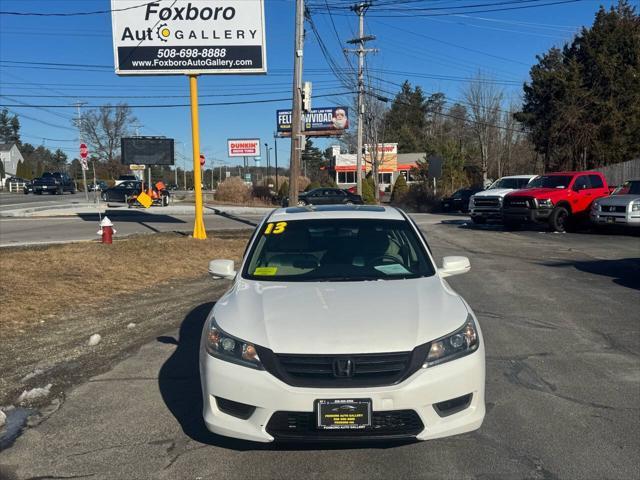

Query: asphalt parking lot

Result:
[1,217,638,480]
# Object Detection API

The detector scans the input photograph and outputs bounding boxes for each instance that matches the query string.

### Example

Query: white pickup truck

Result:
[469,175,537,224]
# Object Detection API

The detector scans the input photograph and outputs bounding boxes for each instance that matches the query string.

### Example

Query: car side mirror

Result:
[209,259,236,280]
[440,256,471,278]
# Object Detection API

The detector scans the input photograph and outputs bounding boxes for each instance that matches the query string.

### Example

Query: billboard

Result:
[277,107,349,137]
[334,143,398,172]
[121,137,175,165]
[228,139,260,157]
[111,0,267,75]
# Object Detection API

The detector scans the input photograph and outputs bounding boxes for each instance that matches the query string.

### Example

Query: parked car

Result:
[32,172,76,195]
[203,205,484,442]
[590,179,640,228]
[101,180,142,203]
[88,181,108,191]
[23,180,33,194]
[468,175,538,224]
[114,174,138,186]
[347,185,386,198]
[441,187,484,213]
[284,188,363,207]
[503,171,610,232]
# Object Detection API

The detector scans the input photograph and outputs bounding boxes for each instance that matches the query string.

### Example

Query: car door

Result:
[324,189,341,204]
[570,175,593,213]
[588,174,609,200]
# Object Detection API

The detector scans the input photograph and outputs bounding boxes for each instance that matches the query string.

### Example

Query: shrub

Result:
[320,175,337,188]
[278,180,289,198]
[305,181,321,192]
[361,177,376,204]
[390,175,409,205]
[215,176,251,203]
[404,183,440,212]
[298,176,311,192]
[252,185,272,201]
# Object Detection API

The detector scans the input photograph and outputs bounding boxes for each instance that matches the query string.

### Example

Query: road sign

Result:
[200,154,206,167]
[136,191,153,208]
[129,164,146,171]
[110,0,267,76]
[80,159,89,171]
[80,143,88,159]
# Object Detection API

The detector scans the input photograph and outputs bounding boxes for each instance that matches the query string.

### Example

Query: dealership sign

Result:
[277,107,349,137]
[228,139,260,157]
[111,0,267,75]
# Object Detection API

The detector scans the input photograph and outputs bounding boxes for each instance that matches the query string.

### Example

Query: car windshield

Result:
[527,175,573,189]
[614,181,640,195]
[489,178,532,189]
[243,219,435,282]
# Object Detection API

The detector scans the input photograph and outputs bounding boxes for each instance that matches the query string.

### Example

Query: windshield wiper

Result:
[320,276,382,282]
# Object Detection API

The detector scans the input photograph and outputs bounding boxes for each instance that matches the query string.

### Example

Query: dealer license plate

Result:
[316,399,371,429]
[606,216,615,223]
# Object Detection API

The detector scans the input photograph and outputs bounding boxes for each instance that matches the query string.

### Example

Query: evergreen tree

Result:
[390,174,409,204]
[301,138,326,181]
[361,175,376,204]
[517,1,640,169]
[383,81,428,153]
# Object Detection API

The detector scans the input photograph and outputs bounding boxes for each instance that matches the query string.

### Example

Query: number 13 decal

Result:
[264,222,287,235]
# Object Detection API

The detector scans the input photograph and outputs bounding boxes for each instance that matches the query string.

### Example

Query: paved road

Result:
[1,218,638,479]
[0,210,265,247]
[0,191,87,212]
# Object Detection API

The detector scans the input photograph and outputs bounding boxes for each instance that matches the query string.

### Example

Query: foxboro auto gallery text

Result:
[120,2,259,42]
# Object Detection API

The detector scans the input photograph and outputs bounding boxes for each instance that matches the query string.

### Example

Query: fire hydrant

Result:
[97,216,116,244]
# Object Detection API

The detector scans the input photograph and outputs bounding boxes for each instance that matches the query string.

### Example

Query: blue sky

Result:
[0,0,617,170]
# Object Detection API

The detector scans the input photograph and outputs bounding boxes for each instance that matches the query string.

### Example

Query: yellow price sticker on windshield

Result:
[254,267,278,276]
[264,222,287,235]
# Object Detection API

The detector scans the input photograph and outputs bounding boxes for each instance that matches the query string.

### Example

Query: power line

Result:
[0,1,160,17]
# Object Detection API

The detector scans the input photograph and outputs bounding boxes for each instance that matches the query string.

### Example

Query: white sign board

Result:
[227,139,260,157]
[111,0,267,75]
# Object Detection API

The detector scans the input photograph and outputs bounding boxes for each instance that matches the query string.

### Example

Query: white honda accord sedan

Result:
[200,205,485,443]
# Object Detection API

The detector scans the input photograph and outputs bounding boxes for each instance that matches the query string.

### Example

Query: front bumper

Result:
[503,207,552,224]
[590,211,640,226]
[199,344,485,443]
[470,208,503,221]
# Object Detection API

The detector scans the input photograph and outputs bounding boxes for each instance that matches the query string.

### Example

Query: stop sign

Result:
[200,154,205,167]
[80,143,88,159]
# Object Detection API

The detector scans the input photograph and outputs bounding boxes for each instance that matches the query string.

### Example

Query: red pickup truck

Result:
[502,171,610,232]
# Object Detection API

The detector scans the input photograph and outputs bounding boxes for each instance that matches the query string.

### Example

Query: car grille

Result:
[602,205,626,213]
[504,197,533,209]
[266,410,424,441]
[256,345,428,388]
[473,197,500,208]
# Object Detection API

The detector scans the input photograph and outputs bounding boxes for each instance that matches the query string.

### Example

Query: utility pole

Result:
[74,101,89,202]
[273,132,279,194]
[288,0,305,206]
[346,2,376,196]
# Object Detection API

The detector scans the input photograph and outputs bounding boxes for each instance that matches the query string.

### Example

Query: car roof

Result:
[269,205,406,222]
[500,175,538,179]
[540,171,603,176]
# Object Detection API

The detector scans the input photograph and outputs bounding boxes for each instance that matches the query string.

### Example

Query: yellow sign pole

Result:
[189,74,207,239]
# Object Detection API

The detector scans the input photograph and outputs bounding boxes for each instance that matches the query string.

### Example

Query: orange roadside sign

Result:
[136,191,153,208]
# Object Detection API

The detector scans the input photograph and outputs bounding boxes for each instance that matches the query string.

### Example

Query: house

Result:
[0,143,24,178]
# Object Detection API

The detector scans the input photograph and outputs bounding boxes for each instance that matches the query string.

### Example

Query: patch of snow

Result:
[88,334,102,346]
[17,384,52,404]
[20,368,44,383]
[126,323,136,329]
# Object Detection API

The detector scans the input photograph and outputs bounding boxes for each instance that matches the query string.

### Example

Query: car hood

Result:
[473,188,517,198]
[213,277,469,354]
[506,187,568,199]
[596,194,638,206]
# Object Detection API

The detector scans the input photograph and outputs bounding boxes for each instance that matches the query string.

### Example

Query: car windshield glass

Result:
[243,219,435,282]
[614,181,640,195]
[489,178,531,189]
[528,175,573,189]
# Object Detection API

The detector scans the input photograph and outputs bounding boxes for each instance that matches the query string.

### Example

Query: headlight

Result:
[468,196,475,208]
[592,201,601,211]
[205,317,262,369]
[632,201,640,212]
[423,315,479,368]
[537,198,553,208]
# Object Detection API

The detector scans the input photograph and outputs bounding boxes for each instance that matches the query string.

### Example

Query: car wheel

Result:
[297,200,307,207]
[345,201,354,205]
[549,206,570,233]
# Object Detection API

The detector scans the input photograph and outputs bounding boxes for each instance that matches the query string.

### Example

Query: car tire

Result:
[549,206,570,233]
[471,217,486,225]
[346,201,354,205]
[297,200,306,207]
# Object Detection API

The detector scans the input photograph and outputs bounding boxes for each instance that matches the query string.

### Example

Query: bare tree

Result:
[74,104,136,164]
[363,89,388,202]
[464,74,503,185]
